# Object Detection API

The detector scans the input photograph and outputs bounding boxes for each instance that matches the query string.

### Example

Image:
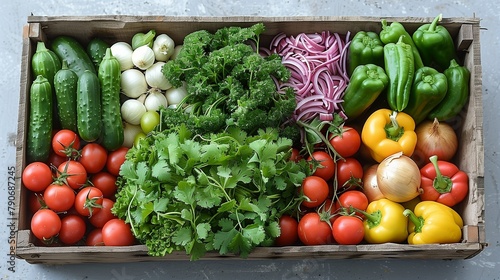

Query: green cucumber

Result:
[87,38,110,70]
[54,62,78,131]
[31,41,62,85]
[77,70,102,142]
[27,75,53,163]
[51,36,96,77]
[98,48,124,151]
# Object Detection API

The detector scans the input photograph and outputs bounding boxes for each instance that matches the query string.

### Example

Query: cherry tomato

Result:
[52,129,81,158]
[89,198,116,228]
[58,214,86,245]
[79,143,108,174]
[140,110,160,134]
[318,198,340,224]
[43,183,76,212]
[102,219,135,246]
[48,151,68,169]
[274,215,299,246]
[86,228,104,246]
[332,216,365,245]
[308,150,335,181]
[329,126,361,158]
[57,160,88,190]
[300,176,329,209]
[90,171,118,199]
[336,157,363,190]
[106,147,129,176]
[74,186,103,217]
[336,190,369,213]
[289,148,302,162]
[31,209,61,240]
[28,192,44,215]
[22,162,53,192]
[297,212,333,246]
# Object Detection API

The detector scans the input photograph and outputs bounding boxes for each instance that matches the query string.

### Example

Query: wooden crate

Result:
[14,16,485,264]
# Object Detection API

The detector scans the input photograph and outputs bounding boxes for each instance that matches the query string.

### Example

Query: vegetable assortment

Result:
[22,15,473,259]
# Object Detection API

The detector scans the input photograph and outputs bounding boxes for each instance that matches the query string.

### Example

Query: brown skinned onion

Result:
[377,152,422,202]
[362,164,385,202]
[413,118,458,167]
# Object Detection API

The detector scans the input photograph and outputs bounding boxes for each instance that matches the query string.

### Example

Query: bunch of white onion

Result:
[109,31,188,147]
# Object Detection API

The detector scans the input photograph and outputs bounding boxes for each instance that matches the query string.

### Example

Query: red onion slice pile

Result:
[269,31,351,122]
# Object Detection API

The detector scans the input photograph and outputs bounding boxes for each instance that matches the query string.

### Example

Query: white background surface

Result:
[1,1,499,279]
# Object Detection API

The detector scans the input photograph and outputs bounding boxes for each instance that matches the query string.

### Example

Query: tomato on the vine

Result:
[300,175,329,209]
[289,148,302,163]
[43,183,76,212]
[308,150,335,181]
[52,129,81,158]
[79,143,108,174]
[332,216,365,245]
[74,186,103,217]
[336,190,369,212]
[57,160,88,190]
[28,191,43,215]
[329,126,361,158]
[102,219,135,246]
[48,151,68,169]
[22,162,53,192]
[31,209,61,240]
[106,147,129,176]
[58,214,86,245]
[297,212,333,246]
[89,198,116,228]
[274,215,299,246]
[90,171,118,199]
[336,157,363,190]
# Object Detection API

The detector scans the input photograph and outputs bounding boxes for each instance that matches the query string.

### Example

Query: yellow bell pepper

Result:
[403,201,463,244]
[361,108,417,162]
[357,198,408,244]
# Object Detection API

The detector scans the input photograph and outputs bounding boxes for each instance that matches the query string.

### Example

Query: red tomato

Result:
[329,126,361,158]
[308,150,335,181]
[336,157,363,190]
[336,190,369,212]
[86,228,104,246]
[90,171,117,199]
[332,216,365,245]
[319,198,340,224]
[102,219,135,246]
[28,192,44,215]
[48,151,68,169]
[22,162,53,192]
[74,186,103,217]
[58,214,86,245]
[297,212,333,245]
[43,183,76,212]
[274,215,299,246]
[89,198,116,228]
[79,143,108,174]
[57,160,88,190]
[289,148,302,162]
[52,129,81,158]
[300,176,329,209]
[31,209,61,240]
[106,147,129,176]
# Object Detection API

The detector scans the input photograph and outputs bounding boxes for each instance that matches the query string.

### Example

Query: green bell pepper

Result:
[380,19,424,69]
[403,66,448,124]
[428,59,470,121]
[347,31,385,77]
[412,14,458,72]
[384,35,415,112]
[342,64,389,120]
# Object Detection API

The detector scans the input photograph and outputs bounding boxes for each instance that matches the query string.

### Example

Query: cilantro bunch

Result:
[160,23,299,140]
[112,125,308,260]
